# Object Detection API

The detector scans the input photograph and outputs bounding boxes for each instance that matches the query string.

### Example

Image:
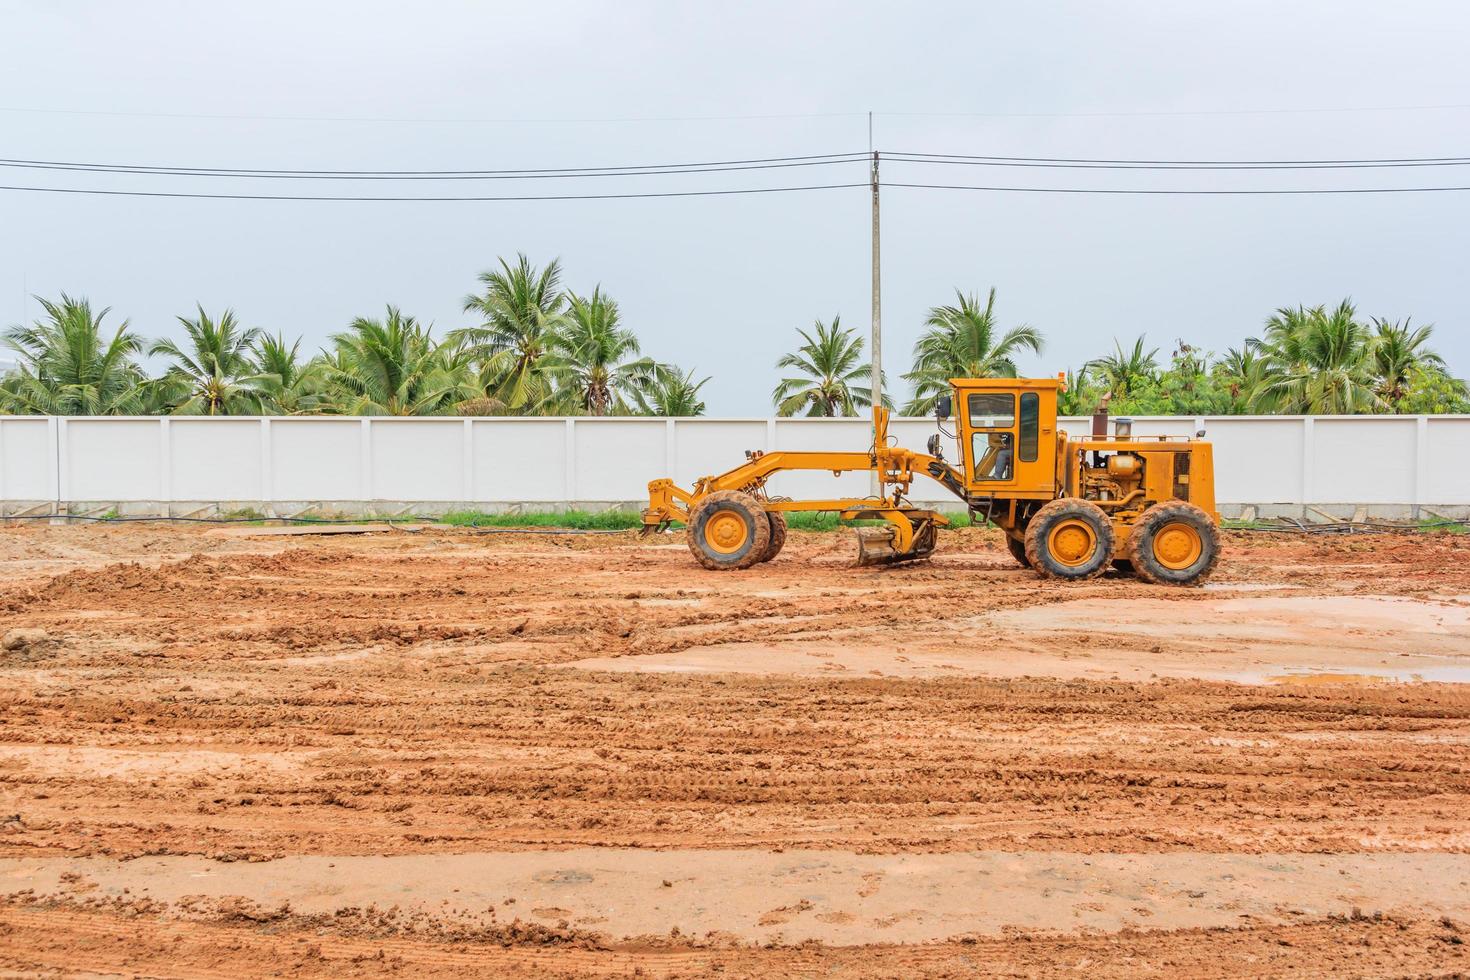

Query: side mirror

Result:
[935,394,952,420]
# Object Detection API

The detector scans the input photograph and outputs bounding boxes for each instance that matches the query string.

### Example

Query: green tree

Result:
[149,306,263,415]
[772,315,878,417]
[634,366,711,416]
[1368,317,1449,411]
[249,333,325,415]
[543,287,662,415]
[0,294,149,415]
[1396,363,1470,414]
[1086,336,1159,401]
[902,287,1043,414]
[323,307,474,415]
[452,254,569,412]
[1251,300,1381,414]
[1111,343,1232,416]
[1056,367,1104,416]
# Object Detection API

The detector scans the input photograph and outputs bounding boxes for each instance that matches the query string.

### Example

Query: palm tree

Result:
[635,366,711,416]
[1368,317,1448,411]
[1086,336,1159,400]
[0,294,149,415]
[149,306,263,415]
[542,287,662,415]
[1250,300,1381,414]
[902,288,1043,414]
[772,316,878,417]
[249,333,325,415]
[1216,344,1264,408]
[323,307,474,415]
[451,254,569,412]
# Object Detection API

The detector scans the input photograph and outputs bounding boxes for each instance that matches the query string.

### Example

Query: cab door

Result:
[958,384,1058,497]
[960,391,1020,490]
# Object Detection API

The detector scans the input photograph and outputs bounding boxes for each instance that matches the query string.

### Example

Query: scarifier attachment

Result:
[855,516,939,567]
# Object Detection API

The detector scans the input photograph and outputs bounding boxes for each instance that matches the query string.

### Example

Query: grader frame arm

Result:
[641,408,967,562]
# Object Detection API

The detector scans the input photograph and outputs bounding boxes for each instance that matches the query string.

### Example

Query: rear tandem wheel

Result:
[1126,500,1220,586]
[1023,498,1115,580]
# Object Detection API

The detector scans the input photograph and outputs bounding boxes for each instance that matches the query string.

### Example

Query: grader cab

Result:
[641,376,1221,585]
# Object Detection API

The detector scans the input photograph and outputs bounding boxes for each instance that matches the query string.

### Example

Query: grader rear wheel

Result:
[1024,498,1115,580]
[1005,535,1031,568]
[757,511,788,563]
[1126,500,1220,586]
[686,491,772,571]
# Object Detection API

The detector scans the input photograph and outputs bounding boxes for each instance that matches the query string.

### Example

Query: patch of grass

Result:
[1417,517,1470,534]
[783,512,847,532]
[219,507,268,522]
[436,508,979,533]
[439,509,643,530]
[783,510,975,531]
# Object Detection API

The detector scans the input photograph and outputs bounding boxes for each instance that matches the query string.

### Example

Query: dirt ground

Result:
[1,522,1467,977]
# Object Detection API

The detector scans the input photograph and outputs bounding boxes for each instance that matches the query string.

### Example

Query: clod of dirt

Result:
[3,627,48,650]
[2,628,55,661]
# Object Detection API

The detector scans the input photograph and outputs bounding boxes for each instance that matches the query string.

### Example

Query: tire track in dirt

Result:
[2,903,1465,978]
[3,666,1467,858]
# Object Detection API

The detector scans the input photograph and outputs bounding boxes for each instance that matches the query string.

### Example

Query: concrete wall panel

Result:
[3,414,1467,511]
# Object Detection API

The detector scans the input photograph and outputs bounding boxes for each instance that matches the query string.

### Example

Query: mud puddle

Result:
[567,593,1470,683]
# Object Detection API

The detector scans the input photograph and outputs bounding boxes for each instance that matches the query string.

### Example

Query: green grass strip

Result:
[439,509,645,530]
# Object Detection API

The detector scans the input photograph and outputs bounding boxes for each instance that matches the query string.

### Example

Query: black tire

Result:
[1126,500,1220,586]
[687,491,772,571]
[1005,535,1031,568]
[1024,498,1115,581]
[758,511,788,563]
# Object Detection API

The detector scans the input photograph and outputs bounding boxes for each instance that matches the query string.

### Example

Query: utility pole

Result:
[869,112,882,496]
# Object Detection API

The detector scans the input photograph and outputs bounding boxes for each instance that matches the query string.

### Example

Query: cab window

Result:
[1019,391,1039,463]
[967,393,1014,428]
[968,393,1015,482]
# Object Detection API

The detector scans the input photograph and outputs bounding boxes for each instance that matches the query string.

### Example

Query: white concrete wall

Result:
[1,414,1467,516]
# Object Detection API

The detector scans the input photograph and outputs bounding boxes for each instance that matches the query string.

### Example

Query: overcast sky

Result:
[1,1,1466,413]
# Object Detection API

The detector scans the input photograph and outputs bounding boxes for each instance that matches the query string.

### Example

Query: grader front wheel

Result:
[757,511,788,563]
[686,491,772,571]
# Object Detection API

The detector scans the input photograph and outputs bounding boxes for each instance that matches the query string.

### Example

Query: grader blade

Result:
[855,521,938,567]
[855,527,900,566]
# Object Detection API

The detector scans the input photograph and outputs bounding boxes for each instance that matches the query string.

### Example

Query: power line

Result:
[4,147,1470,199]
[895,150,1470,165]
[882,103,1470,119]
[0,153,870,181]
[5,149,1465,183]
[4,179,1466,201]
[883,181,1470,195]
[0,105,866,125]
[5,103,1470,124]
[885,151,1470,171]
[0,182,869,202]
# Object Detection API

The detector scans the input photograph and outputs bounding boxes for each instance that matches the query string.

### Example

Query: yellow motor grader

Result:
[641,377,1221,585]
